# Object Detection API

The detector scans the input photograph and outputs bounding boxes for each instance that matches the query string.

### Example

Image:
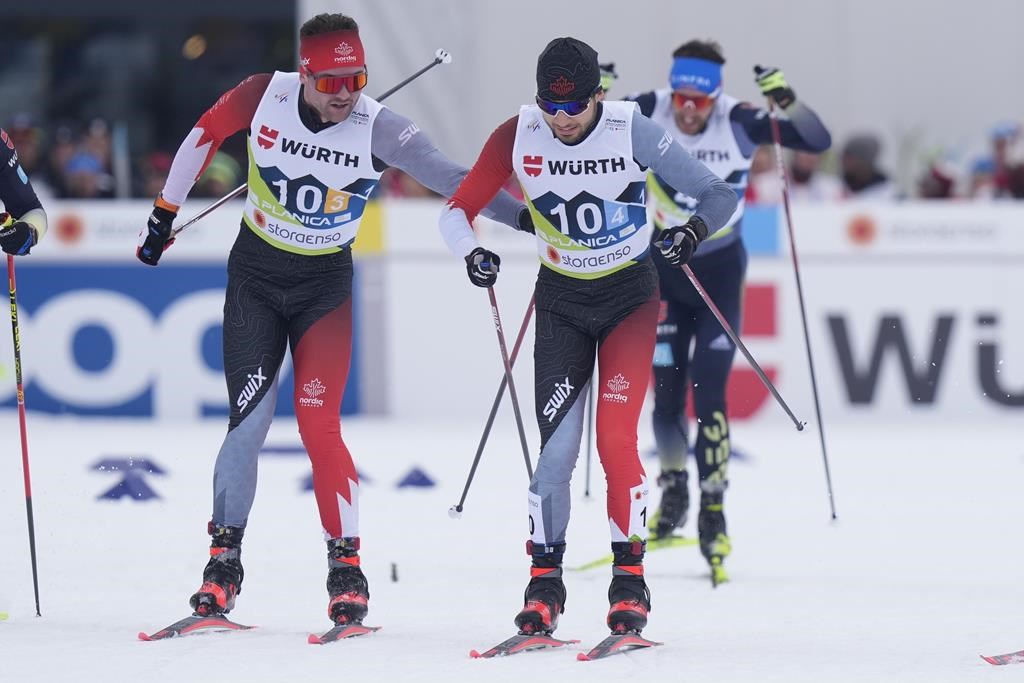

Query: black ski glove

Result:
[0,215,38,255]
[137,203,177,266]
[464,247,501,287]
[652,216,708,267]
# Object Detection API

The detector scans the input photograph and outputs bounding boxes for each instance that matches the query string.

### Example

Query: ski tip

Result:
[308,634,323,645]
[469,649,483,658]
[576,652,591,661]
[137,631,153,641]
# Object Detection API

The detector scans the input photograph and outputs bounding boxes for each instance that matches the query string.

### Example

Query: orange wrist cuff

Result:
[155,195,180,213]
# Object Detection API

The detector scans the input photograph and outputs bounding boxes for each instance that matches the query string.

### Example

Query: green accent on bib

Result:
[245,144,301,227]
[243,143,345,255]
[522,184,644,280]
[647,173,732,241]
[524,192,588,253]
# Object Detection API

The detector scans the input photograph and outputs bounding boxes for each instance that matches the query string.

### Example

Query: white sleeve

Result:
[161,127,210,207]
[438,204,481,258]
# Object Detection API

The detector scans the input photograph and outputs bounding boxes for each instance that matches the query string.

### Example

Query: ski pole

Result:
[485,287,533,481]
[449,296,535,518]
[6,251,41,616]
[757,64,837,519]
[681,263,805,431]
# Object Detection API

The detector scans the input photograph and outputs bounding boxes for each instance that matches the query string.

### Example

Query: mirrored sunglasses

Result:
[535,95,593,117]
[308,70,368,95]
[672,91,716,111]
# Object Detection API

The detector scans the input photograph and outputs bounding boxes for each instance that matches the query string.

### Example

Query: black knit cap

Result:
[536,37,600,102]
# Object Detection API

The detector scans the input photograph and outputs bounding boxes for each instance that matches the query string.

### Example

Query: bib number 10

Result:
[271,179,350,214]
[548,201,628,236]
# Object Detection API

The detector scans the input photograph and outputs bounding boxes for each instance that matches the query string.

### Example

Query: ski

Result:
[470,633,580,659]
[568,535,697,572]
[138,614,254,641]
[308,623,381,644]
[576,632,662,661]
[981,650,1024,666]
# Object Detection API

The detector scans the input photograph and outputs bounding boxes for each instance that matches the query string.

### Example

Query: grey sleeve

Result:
[370,108,525,229]
[630,113,738,233]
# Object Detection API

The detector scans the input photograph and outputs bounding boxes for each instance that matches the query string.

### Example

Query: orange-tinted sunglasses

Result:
[307,70,368,95]
[672,91,715,111]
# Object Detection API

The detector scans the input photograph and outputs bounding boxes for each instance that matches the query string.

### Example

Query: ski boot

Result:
[326,537,369,625]
[189,523,244,616]
[698,491,732,587]
[650,469,690,539]
[514,541,566,635]
[607,541,650,634]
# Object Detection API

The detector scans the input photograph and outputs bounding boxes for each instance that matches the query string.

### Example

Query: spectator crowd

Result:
[6,111,1024,204]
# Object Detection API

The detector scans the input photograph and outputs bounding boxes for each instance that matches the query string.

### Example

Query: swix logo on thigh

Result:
[299,377,327,408]
[236,367,267,413]
[542,377,574,422]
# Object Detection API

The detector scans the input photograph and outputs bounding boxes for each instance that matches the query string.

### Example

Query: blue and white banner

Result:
[0,262,362,418]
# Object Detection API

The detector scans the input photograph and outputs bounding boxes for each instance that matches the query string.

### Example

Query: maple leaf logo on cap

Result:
[549,75,575,97]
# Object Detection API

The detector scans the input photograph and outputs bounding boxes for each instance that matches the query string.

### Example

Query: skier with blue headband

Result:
[626,39,831,587]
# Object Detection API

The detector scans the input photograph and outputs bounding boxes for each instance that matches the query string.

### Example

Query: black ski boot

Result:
[514,541,566,635]
[698,490,732,587]
[189,523,244,616]
[651,469,690,538]
[607,541,650,634]
[326,537,369,625]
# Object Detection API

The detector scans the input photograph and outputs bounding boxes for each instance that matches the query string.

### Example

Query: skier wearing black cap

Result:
[440,37,736,637]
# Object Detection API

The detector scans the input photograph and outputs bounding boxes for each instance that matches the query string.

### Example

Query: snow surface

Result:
[1,413,1021,682]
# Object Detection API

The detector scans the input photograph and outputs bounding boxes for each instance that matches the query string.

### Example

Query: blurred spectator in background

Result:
[917,159,957,199]
[63,151,113,199]
[139,151,173,199]
[745,145,782,204]
[5,113,54,200]
[788,150,842,201]
[82,118,113,171]
[194,151,241,198]
[840,133,898,199]
[967,158,997,199]
[990,122,1020,198]
[1008,163,1024,199]
[46,125,78,198]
